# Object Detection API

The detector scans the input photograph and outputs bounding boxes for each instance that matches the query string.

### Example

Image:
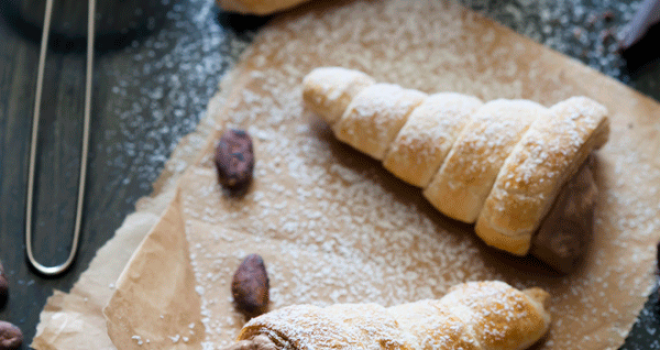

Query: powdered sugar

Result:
[171,1,660,349]
[236,281,544,350]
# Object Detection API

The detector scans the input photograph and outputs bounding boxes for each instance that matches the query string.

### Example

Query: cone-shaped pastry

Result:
[231,281,551,350]
[303,67,609,265]
[476,97,609,255]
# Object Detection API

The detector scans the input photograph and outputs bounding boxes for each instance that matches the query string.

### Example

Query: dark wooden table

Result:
[0,0,658,349]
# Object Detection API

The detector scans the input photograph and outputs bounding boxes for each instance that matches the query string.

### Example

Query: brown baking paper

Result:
[40,0,660,349]
[104,192,205,349]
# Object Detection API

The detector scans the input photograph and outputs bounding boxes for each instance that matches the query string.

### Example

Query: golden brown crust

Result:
[237,281,551,350]
[302,67,375,126]
[302,67,609,259]
[334,84,427,160]
[239,303,413,350]
[439,282,551,350]
[224,335,278,350]
[383,93,483,187]
[388,301,481,350]
[475,97,609,255]
[423,100,548,223]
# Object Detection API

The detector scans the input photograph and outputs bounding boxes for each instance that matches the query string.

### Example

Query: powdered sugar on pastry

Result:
[236,281,550,350]
[171,1,660,350]
[304,68,608,257]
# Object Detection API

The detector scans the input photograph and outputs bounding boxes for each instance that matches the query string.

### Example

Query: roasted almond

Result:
[215,129,255,191]
[0,321,22,350]
[231,254,269,316]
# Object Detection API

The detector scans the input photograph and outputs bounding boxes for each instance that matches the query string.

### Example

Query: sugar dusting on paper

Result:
[144,1,660,350]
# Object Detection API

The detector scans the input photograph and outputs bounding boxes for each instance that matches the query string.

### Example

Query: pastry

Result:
[302,67,610,271]
[216,0,311,15]
[226,281,551,350]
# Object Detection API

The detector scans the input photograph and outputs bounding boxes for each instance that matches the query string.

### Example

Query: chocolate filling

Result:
[531,156,598,273]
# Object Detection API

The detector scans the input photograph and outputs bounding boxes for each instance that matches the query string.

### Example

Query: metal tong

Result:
[25,0,96,276]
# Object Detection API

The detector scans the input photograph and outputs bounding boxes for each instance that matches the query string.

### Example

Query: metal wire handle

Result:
[26,0,96,276]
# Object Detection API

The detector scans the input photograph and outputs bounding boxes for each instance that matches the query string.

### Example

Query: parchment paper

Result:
[104,1,660,349]
[30,82,237,350]
[37,0,660,349]
[104,192,205,349]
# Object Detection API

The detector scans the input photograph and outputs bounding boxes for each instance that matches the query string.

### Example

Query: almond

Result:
[0,321,22,350]
[215,129,255,191]
[231,254,269,316]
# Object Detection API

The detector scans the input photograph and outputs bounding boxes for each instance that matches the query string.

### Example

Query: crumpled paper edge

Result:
[103,192,204,350]
[31,69,241,350]
[31,194,174,350]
